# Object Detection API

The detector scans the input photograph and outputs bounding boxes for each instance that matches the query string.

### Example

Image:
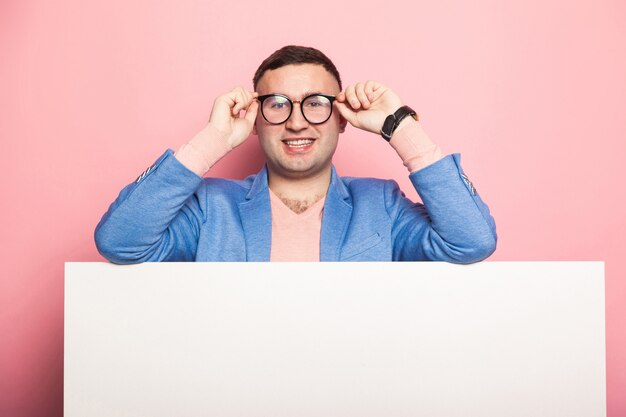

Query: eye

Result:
[304,96,331,108]
[266,96,290,110]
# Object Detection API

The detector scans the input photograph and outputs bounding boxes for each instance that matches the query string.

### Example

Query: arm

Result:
[385,154,497,263]
[94,151,205,263]
[94,88,259,263]
[335,81,496,263]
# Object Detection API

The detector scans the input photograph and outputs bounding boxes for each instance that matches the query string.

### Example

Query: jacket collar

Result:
[244,165,351,201]
[327,165,351,201]
[239,165,271,261]
[245,164,270,200]
[320,166,352,261]
[239,164,353,261]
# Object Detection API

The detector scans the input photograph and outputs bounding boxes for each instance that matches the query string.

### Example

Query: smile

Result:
[282,139,315,148]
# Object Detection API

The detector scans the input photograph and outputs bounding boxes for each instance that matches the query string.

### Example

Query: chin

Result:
[271,161,329,180]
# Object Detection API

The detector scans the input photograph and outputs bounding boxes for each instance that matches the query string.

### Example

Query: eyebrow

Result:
[300,91,323,97]
[265,91,325,100]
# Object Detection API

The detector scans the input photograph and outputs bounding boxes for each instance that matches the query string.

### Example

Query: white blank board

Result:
[64,262,605,417]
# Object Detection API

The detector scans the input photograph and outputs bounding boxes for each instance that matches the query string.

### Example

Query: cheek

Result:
[253,112,267,136]
[254,121,268,140]
[329,112,344,130]
[256,125,281,151]
[257,119,286,136]
[320,117,342,137]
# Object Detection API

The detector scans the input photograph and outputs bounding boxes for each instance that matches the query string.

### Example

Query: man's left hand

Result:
[334,81,405,134]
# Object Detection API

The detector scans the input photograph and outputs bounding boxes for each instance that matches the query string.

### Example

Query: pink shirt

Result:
[174,120,443,261]
[268,189,326,261]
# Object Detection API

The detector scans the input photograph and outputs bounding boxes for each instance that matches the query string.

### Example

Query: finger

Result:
[231,96,243,116]
[243,90,257,110]
[334,101,358,126]
[243,100,259,124]
[238,90,253,116]
[370,82,387,102]
[345,85,361,109]
[364,80,377,101]
[336,91,346,102]
[232,90,249,116]
[355,83,370,109]
[223,89,240,115]
[241,88,255,104]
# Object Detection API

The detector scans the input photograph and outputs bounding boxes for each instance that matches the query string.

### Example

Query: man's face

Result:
[254,64,345,180]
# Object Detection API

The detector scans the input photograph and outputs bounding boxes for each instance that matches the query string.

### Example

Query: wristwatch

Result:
[380,105,418,141]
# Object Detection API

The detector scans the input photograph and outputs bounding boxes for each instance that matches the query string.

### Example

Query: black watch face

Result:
[381,115,396,140]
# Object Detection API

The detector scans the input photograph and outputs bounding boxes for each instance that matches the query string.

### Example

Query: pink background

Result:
[1,0,624,415]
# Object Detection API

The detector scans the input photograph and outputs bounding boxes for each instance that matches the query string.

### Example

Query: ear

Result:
[339,114,347,133]
[252,121,257,136]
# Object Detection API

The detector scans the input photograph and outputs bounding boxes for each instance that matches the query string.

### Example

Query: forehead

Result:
[256,64,340,96]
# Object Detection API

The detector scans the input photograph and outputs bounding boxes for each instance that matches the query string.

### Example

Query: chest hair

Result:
[278,194,325,214]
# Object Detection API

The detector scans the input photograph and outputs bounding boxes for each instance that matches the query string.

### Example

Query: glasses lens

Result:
[302,95,332,124]
[262,95,291,124]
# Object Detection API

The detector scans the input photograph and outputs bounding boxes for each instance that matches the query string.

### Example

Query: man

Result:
[95,45,496,263]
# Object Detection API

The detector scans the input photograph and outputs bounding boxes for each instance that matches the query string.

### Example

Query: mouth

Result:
[282,138,315,148]
[281,138,316,153]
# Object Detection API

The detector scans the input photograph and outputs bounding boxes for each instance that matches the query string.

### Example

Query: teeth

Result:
[284,139,314,147]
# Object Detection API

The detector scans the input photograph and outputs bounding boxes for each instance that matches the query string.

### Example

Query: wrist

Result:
[174,124,233,176]
[205,123,232,149]
[389,122,444,172]
[393,117,418,136]
[380,105,418,141]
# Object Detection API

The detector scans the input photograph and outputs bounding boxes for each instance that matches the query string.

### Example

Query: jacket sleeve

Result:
[386,153,497,263]
[94,150,206,264]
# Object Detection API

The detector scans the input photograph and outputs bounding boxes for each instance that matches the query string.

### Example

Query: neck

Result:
[267,166,331,213]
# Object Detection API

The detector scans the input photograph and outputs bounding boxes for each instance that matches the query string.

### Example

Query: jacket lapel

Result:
[320,166,353,261]
[238,166,272,261]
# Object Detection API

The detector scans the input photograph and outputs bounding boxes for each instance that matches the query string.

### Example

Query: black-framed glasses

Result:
[257,93,336,125]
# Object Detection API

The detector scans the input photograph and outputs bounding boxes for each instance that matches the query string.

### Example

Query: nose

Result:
[285,102,309,131]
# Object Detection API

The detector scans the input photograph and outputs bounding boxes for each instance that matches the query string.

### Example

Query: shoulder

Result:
[201,174,254,192]
[196,173,257,202]
[337,175,413,217]
[338,176,406,211]
[340,175,401,195]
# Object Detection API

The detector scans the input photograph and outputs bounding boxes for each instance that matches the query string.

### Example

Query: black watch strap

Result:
[380,105,418,141]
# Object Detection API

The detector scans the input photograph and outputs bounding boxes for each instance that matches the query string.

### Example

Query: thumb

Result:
[243,100,259,124]
[334,101,358,126]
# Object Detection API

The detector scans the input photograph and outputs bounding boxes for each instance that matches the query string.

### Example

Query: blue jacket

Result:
[95,150,496,263]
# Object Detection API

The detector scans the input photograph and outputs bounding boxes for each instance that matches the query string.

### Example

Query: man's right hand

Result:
[208,87,259,149]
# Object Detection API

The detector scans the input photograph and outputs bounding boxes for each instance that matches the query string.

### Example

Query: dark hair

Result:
[253,45,342,90]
